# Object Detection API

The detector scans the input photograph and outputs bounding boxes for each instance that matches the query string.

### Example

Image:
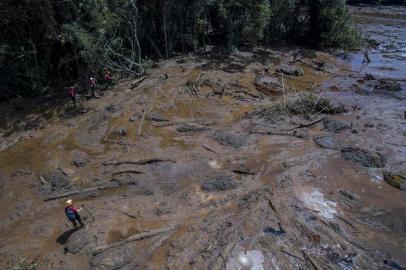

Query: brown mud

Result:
[1,6,406,270]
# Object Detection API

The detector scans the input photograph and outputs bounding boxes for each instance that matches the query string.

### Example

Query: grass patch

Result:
[247,92,345,120]
[12,257,37,270]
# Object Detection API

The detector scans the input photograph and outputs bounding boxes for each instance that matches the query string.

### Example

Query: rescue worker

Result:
[65,199,84,230]
[89,77,97,97]
[68,86,77,108]
[104,71,113,92]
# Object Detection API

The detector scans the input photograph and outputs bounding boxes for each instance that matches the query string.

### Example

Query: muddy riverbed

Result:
[1,6,406,270]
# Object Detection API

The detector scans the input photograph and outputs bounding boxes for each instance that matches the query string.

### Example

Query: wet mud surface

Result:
[1,6,406,270]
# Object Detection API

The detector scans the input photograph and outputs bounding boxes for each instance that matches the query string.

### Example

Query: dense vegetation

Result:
[0,0,362,99]
[347,0,405,4]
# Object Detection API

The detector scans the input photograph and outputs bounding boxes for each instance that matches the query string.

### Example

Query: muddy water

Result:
[348,6,406,81]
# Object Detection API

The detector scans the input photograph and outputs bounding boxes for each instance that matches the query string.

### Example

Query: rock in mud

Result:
[176,123,209,133]
[212,131,247,148]
[315,62,337,73]
[313,135,342,150]
[254,75,282,95]
[65,228,94,254]
[117,127,127,136]
[374,79,401,92]
[324,118,351,133]
[294,128,310,140]
[383,171,406,190]
[341,147,386,168]
[72,151,89,168]
[71,150,89,168]
[212,80,226,95]
[74,159,88,168]
[201,175,238,192]
[146,114,169,122]
[105,105,121,113]
[277,64,304,76]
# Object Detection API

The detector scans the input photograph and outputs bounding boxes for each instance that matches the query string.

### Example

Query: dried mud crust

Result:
[0,44,406,270]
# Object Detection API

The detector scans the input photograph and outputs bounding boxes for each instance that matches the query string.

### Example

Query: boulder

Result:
[201,175,238,192]
[341,147,386,168]
[212,131,247,148]
[324,118,351,133]
[277,64,304,76]
[254,75,282,95]
[383,171,406,190]
[313,135,342,150]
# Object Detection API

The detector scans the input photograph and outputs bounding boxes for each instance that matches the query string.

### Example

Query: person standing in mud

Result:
[68,86,77,108]
[89,76,97,97]
[65,199,84,230]
[103,71,113,92]
[363,44,371,64]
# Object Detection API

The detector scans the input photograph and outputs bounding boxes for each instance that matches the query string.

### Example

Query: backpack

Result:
[65,206,76,219]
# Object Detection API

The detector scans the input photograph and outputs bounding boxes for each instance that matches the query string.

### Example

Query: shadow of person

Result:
[56,229,76,245]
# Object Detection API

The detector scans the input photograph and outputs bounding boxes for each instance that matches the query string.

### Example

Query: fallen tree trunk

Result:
[92,226,177,256]
[102,158,175,166]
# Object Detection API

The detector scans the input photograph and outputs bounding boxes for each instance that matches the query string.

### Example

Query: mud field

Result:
[1,6,406,270]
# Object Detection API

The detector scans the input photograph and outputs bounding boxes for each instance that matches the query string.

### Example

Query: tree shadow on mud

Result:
[56,228,76,245]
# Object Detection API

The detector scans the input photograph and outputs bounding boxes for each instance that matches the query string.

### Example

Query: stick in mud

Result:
[138,109,147,136]
[281,117,325,131]
[202,144,219,154]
